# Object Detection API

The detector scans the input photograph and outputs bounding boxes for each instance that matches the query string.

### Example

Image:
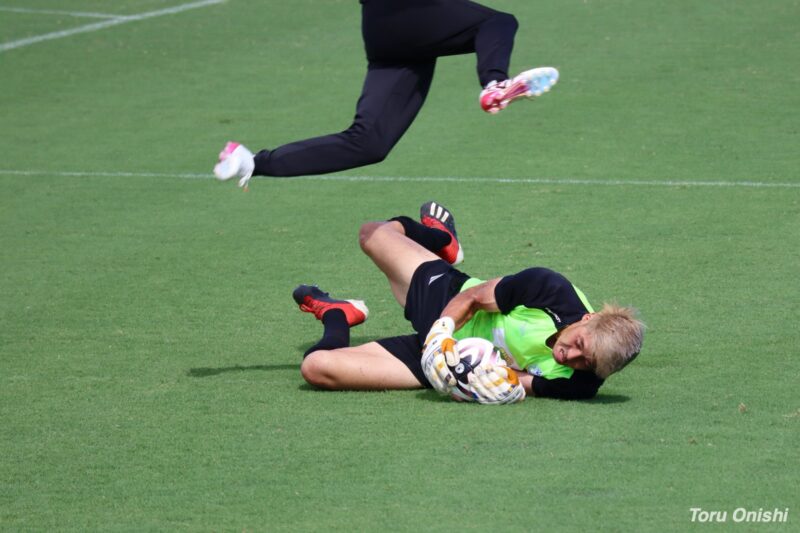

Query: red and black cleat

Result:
[420,201,464,265]
[292,285,368,326]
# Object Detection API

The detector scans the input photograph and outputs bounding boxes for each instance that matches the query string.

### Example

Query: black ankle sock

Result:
[303,309,350,358]
[390,216,451,253]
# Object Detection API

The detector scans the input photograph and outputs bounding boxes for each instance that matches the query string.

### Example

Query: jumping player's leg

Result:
[251,60,436,177]
[361,0,517,87]
[472,8,519,87]
[362,0,558,114]
[215,60,435,182]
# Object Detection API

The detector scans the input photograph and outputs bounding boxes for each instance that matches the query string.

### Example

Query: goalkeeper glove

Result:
[468,364,526,405]
[421,317,459,395]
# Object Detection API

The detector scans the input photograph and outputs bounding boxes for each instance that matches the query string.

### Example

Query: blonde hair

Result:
[584,304,645,379]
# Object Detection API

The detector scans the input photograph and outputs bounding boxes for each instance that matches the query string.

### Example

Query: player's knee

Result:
[358,220,401,256]
[482,11,518,36]
[494,12,518,32]
[300,351,339,389]
[344,125,393,166]
[359,222,376,252]
[358,221,385,252]
[358,138,391,166]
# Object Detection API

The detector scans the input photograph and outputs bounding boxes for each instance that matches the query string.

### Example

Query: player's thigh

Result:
[302,342,422,390]
[363,0,498,57]
[360,221,439,306]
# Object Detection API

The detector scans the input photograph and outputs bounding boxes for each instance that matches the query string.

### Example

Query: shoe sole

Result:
[484,67,559,113]
[518,67,559,98]
[345,299,369,321]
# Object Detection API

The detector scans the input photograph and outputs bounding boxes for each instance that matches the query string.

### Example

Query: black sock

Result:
[303,309,350,358]
[390,216,451,253]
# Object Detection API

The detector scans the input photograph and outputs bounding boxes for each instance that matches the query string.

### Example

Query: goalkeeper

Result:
[292,201,645,404]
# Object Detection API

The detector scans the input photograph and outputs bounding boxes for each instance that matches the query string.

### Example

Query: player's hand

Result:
[467,364,526,405]
[421,317,458,395]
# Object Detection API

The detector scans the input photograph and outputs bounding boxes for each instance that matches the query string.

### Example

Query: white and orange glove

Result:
[467,364,526,405]
[421,318,459,395]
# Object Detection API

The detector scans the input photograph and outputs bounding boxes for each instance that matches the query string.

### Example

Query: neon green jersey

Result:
[452,273,594,380]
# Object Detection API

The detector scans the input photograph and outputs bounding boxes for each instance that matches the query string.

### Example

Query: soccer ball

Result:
[449,337,504,401]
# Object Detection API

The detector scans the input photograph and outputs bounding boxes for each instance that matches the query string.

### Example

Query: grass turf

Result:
[1,0,798,531]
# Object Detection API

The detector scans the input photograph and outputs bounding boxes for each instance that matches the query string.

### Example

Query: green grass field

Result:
[1,0,798,530]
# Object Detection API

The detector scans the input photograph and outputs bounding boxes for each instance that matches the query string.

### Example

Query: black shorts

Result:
[376,259,470,386]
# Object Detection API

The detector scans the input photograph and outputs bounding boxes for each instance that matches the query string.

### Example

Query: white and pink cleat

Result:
[479,67,559,114]
[213,141,255,190]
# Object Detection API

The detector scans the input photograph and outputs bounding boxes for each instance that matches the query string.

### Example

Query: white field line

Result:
[0,7,119,19]
[0,169,798,189]
[0,0,225,53]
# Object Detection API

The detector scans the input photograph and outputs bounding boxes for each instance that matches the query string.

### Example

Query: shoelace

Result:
[299,295,337,318]
[238,173,252,191]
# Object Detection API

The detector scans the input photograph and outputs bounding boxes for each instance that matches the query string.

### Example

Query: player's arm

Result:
[518,373,534,396]
[421,279,501,395]
[432,278,530,405]
[494,268,589,326]
[432,278,499,397]
[530,371,603,399]
[439,278,502,328]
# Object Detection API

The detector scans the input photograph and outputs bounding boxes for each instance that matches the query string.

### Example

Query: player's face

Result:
[552,317,596,372]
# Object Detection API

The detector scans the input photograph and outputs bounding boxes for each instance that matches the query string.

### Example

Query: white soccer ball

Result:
[449,337,505,401]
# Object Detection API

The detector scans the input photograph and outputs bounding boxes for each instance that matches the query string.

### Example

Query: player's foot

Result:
[419,201,464,265]
[292,285,369,327]
[479,67,559,114]
[213,141,255,190]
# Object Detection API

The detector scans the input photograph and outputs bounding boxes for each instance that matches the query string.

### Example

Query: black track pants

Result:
[253,0,518,177]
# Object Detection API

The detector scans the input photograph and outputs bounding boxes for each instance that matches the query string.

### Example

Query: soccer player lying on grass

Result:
[293,202,644,404]
[213,0,559,189]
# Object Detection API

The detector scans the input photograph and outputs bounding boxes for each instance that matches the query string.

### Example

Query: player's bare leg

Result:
[293,286,423,390]
[360,201,464,306]
[301,342,422,390]
[359,221,439,307]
